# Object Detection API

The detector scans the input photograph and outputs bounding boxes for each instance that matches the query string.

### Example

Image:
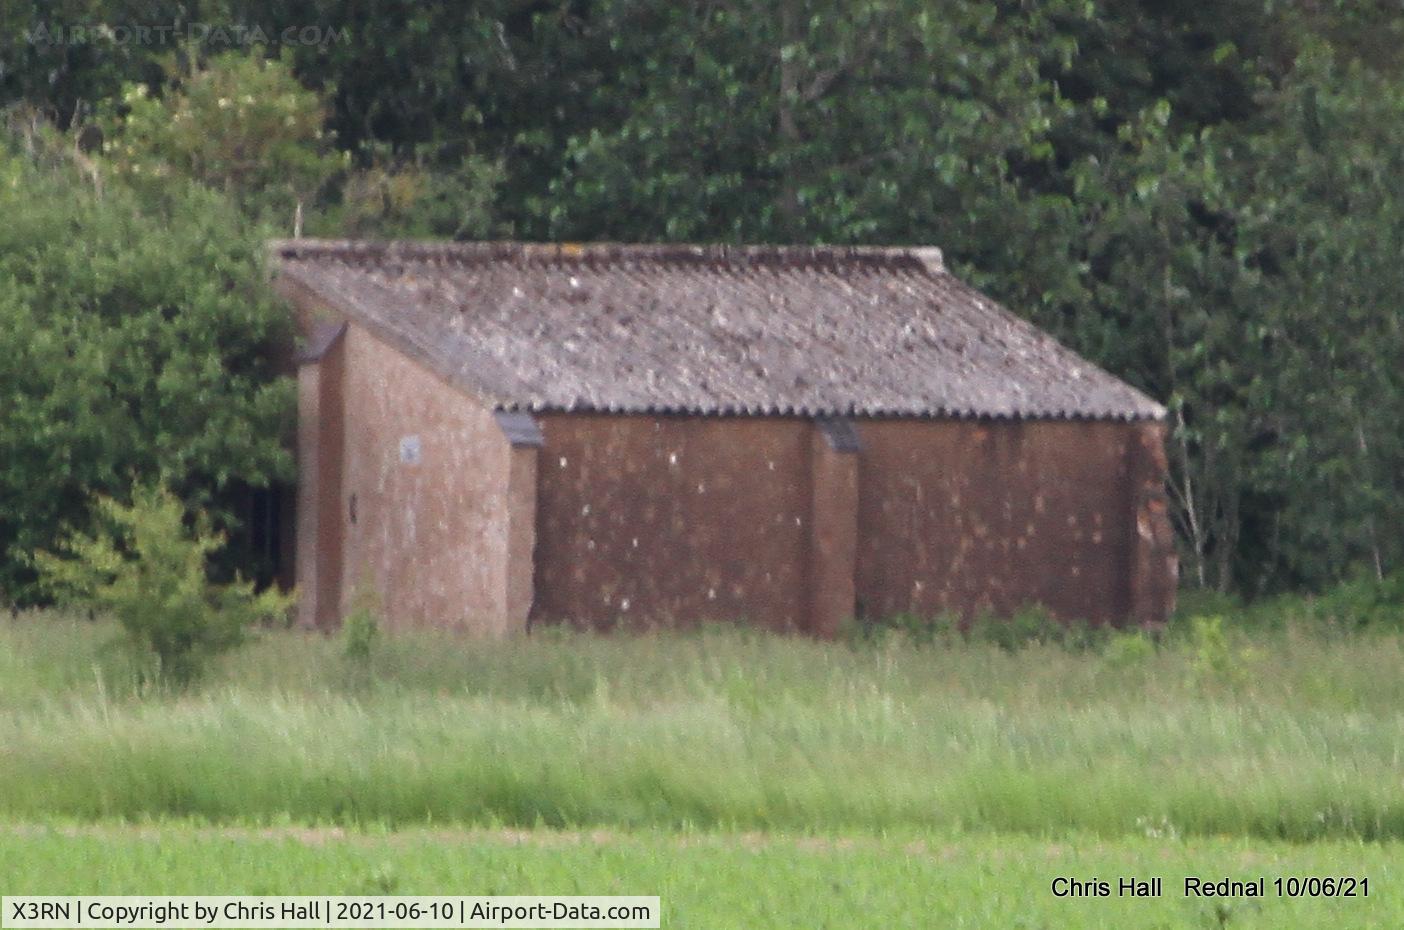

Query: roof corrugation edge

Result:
[269,238,944,274]
[270,239,1167,423]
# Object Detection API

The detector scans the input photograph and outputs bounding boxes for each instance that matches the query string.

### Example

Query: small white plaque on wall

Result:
[399,434,422,465]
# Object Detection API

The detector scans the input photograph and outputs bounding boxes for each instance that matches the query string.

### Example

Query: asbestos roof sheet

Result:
[271,239,1165,421]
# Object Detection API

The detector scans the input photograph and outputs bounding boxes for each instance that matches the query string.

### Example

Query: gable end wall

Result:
[337,324,529,632]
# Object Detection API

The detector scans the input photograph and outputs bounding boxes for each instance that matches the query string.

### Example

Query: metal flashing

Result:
[494,410,545,448]
[816,417,862,453]
[295,320,347,365]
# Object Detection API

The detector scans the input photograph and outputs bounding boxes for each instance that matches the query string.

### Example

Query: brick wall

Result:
[297,323,531,634]
[532,414,818,631]
[534,415,1174,632]
[855,419,1155,625]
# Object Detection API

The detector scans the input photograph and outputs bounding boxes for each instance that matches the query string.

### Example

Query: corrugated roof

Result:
[271,239,1165,421]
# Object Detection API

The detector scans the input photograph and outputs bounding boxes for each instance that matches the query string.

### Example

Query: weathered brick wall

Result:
[855,418,1164,626]
[294,329,344,630]
[322,325,526,633]
[532,414,816,631]
[1128,420,1179,626]
[530,414,1173,633]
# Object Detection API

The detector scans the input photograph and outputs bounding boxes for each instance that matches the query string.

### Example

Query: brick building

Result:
[271,240,1177,635]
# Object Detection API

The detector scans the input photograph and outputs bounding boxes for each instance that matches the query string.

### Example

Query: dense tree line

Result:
[1,0,1400,600]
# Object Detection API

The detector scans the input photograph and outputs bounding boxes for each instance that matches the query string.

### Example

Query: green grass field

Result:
[1,610,1402,926]
[1,823,1399,928]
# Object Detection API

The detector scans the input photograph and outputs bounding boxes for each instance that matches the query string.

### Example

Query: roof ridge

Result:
[271,237,1167,422]
[268,239,944,274]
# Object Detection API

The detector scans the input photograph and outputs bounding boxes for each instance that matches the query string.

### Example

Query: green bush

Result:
[0,140,294,602]
[1301,572,1404,630]
[969,604,1059,652]
[341,591,382,678]
[33,484,292,687]
[1102,630,1157,668]
[1171,587,1244,624]
[891,611,961,647]
[849,603,1113,653]
[102,52,340,227]
[1178,574,1404,634]
[1182,615,1261,690]
[327,147,503,241]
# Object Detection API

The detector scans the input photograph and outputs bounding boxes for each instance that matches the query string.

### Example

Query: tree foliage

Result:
[101,51,340,228]
[34,483,292,685]
[1,0,1402,596]
[0,133,293,602]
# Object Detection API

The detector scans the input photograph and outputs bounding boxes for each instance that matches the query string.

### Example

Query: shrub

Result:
[102,51,340,227]
[330,148,503,241]
[0,141,294,602]
[1102,630,1157,668]
[1302,572,1404,630]
[1171,587,1243,624]
[839,615,889,647]
[1184,615,1260,689]
[33,484,292,687]
[1179,574,1404,634]
[889,611,961,647]
[968,603,1107,652]
[341,591,382,676]
[848,604,1115,653]
[995,603,1061,651]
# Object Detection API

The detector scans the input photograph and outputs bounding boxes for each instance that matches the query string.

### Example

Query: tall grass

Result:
[2,611,1403,840]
